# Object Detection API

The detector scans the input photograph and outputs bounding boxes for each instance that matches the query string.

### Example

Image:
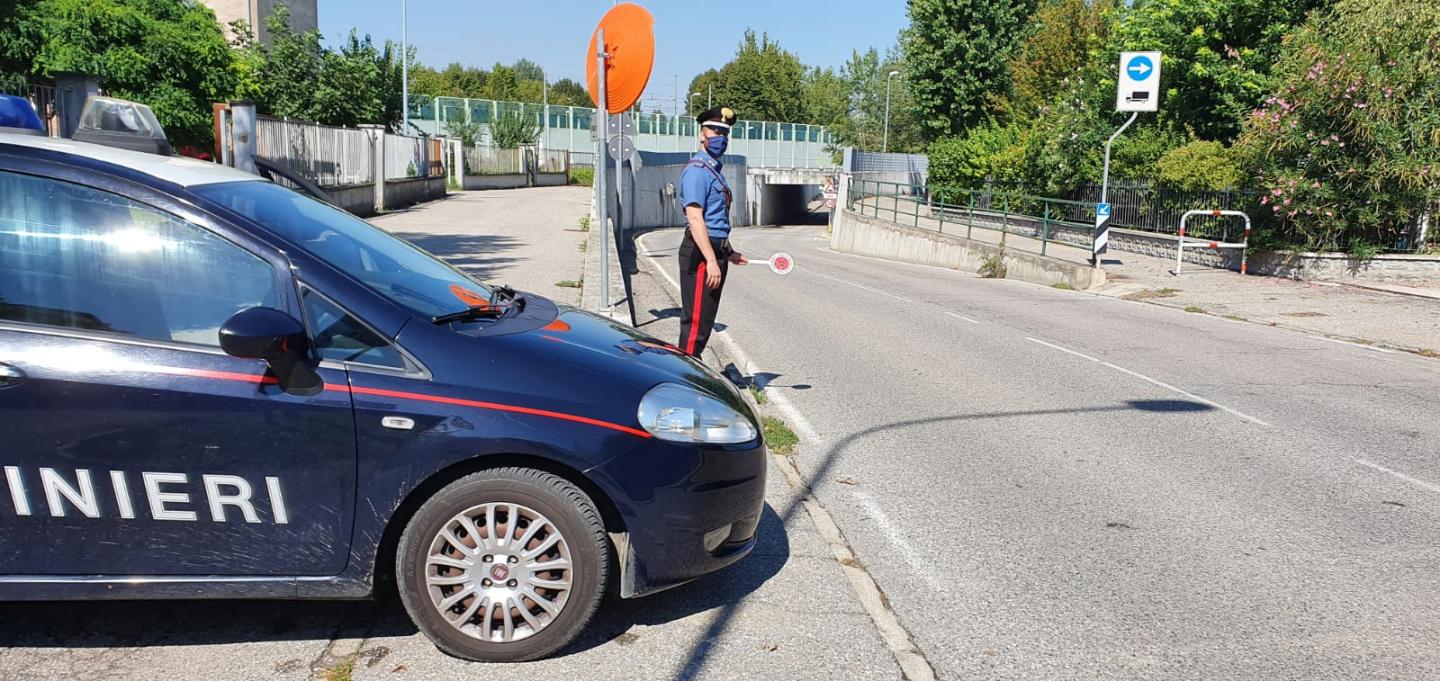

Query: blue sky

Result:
[318,0,909,112]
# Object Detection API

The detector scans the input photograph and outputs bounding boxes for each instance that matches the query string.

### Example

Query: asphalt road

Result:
[638,224,1440,680]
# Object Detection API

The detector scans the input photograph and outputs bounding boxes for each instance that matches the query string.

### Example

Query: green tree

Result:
[0,0,239,148]
[801,66,847,129]
[1108,0,1333,143]
[829,48,926,153]
[548,78,591,107]
[685,31,805,121]
[1008,0,1117,120]
[1235,0,1440,252]
[903,0,1038,139]
[485,64,518,101]
[489,109,538,148]
[686,68,720,114]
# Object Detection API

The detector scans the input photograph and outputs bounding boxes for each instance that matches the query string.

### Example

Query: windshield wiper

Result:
[431,305,507,325]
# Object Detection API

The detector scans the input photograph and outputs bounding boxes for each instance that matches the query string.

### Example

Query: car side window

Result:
[0,171,279,346]
[300,286,407,370]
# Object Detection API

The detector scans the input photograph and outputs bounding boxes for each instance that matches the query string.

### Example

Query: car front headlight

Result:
[637,383,758,444]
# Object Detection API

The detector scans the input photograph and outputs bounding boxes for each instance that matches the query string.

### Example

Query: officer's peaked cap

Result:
[697,106,737,130]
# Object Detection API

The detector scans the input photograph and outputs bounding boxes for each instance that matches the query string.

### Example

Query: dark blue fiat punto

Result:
[0,97,766,662]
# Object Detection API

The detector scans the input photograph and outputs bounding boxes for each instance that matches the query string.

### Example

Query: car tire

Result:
[396,467,610,662]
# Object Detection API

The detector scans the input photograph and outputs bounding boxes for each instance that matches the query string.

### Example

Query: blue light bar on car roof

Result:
[0,94,46,135]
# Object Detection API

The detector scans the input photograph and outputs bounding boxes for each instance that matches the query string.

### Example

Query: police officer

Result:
[678,106,747,357]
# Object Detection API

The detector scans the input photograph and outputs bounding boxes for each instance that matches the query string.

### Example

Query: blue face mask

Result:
[705,134,728,158]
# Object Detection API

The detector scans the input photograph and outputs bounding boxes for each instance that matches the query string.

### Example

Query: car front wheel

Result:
[396,467,610,662]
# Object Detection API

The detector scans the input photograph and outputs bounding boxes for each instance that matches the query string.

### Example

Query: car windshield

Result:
[193,181,490,319]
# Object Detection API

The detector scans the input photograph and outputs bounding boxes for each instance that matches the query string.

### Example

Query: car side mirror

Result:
[219,307,323,396]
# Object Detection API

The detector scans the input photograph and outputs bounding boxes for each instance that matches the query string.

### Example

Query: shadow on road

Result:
[0,503,790,666]
[392,231,525,283]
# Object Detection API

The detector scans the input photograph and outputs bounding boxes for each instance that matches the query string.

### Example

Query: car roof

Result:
[0,132,260,187]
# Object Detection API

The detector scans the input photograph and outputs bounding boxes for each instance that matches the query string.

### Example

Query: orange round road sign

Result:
[585,3,655,114]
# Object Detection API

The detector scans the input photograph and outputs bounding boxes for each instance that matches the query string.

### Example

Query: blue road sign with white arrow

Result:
[1126,55,1154,81]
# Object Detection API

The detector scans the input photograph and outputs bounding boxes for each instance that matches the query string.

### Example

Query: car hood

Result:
[518,304,745,403]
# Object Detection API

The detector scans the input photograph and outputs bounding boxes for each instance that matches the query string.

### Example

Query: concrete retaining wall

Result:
[833,209,1106,290]
[320,177,446,217]
[462,172,568,190]
[383,177,447,211]
[1249,250,1440,287]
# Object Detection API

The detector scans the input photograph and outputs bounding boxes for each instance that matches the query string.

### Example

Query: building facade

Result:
[201,0,318,45]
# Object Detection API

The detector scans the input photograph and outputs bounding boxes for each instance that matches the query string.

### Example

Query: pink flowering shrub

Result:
[1236,0,1440,254]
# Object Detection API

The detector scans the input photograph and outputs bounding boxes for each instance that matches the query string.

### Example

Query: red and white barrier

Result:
[1173,209,1251,276]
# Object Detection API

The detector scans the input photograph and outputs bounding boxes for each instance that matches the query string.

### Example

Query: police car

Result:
[0,95,766,662]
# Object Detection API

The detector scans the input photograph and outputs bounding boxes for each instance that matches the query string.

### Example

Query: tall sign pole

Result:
[596,30,611,309]
[586,3,656,320]
[1095,50,1161,266]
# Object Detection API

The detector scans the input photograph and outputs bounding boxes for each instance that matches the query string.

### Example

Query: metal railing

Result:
[256,117,374,187]
[848,178,1096,258]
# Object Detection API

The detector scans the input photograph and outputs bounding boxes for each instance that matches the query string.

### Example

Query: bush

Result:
[1235,0,1440,252]
[489,110,539,149]
[1157,141,1242,191]
[928,121,1027,191]
[570,166,594,186]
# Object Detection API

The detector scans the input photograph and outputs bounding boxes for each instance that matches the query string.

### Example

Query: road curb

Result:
[632,229,938,681]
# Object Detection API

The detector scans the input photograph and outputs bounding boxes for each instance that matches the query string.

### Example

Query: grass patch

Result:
[1184,305,1206,313]
[555,279,582,289]
[578,240,587,253]
[578,215,592,232]
[1123,287,1181,301]
[1051,281,1075,290]
[1224,314,1246,322]
[321,656,356,681]
[1418,349,1439,358]
[570,166,594,186]
[762,416,798,455]
[748,384,768,405]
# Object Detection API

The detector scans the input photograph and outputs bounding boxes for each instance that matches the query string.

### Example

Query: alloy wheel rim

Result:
[424,502,574,643]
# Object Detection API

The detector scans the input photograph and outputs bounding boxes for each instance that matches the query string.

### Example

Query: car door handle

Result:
[0,364,26,389]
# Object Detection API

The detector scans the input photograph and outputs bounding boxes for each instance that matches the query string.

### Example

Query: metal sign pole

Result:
[596,29,611,310]
[1100,111,1137,208]
[1094,110,1136,266]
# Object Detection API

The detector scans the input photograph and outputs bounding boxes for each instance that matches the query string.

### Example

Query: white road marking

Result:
[1312,336,1395,354]
[1026,337,1272,427]
[1355,459,1440,495]
[637,233,823,446]
[944,311,981,324]
[855,490,945,592]
[800,266,914,303]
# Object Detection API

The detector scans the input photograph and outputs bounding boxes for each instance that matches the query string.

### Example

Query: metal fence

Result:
[256,117,374,187]
[536,148,568,174]
[384,134,443,180]
[849,178,1096,258]
[0,82,58,136]
[463,146,525,175]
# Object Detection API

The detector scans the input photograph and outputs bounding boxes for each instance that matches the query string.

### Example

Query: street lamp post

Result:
[401,0,408,134]
[688,92,700,116]
[883,70,899,153]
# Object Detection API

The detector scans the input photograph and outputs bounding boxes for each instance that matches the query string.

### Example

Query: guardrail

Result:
[848,178,1096,258]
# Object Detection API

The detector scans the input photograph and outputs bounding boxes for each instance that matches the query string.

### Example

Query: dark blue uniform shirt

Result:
[679,151,731,239]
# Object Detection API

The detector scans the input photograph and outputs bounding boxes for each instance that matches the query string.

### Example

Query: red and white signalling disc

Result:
[767,252,796,275]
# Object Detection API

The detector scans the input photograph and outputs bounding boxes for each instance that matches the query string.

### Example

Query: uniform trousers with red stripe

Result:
[678,231,732,357]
